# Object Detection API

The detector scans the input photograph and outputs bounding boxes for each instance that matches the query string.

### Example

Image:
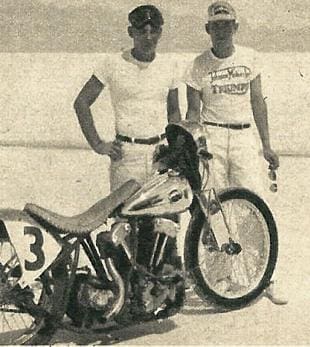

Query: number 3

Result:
[24,227,45,271]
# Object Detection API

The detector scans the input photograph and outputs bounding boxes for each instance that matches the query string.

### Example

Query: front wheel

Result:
[185,188,278,309]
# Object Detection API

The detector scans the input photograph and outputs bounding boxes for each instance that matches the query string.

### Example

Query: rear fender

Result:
[0,209,62,288]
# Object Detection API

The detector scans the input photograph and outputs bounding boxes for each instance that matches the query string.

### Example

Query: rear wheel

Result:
[0,237,69,344]
[185,188,278,308]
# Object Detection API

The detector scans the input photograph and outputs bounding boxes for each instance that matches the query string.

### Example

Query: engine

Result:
[66,271,118,328]
[67,215,185,328]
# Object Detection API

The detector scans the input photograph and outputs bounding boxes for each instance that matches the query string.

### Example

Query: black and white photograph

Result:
[0,0,309,345]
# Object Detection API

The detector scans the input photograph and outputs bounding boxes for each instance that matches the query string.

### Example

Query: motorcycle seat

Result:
[24,179,141,234]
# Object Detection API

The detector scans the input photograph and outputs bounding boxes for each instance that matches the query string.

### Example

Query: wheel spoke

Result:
[11,311,22,330]
[227,200,234,227]
[17,311,28,329]
[2,307,12,331]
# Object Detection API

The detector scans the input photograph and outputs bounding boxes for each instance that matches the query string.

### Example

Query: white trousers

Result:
[110,141,162,191]
[204,125,266,196]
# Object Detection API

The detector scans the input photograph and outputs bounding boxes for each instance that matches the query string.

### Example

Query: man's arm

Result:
[167,88,181,123]
[74,75,122,159]
[186,85,201,122]
[250,74,279,169]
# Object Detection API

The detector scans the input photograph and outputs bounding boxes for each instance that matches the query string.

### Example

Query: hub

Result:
[221,238,242,255]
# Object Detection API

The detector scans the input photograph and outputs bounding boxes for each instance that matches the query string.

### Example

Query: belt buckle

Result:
[131,137,135,144]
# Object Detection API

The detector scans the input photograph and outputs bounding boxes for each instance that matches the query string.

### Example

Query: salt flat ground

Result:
[1,51,310,345]
[0,147,309,345]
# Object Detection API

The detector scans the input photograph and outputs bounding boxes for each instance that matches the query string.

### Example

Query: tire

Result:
[0,238,69,345]
[185,187,278,309]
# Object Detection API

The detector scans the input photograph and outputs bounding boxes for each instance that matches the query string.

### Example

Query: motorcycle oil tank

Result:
[121,171,193,216]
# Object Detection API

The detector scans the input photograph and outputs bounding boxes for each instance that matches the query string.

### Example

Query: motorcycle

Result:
[0,121,278,344]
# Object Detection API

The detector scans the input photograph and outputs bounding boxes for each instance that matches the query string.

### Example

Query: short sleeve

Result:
[93,55,112,85]
[183,59,203,91]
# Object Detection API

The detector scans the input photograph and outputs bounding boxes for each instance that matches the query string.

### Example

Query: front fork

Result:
[195,190,241,255]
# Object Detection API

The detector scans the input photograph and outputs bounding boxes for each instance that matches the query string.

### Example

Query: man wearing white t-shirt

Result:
[74,5,181,191]
[73,5,182,272]
[186,1,287,305]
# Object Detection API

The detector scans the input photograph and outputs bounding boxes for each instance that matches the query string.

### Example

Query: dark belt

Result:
[116,133,166,145]
[203,121,251,130]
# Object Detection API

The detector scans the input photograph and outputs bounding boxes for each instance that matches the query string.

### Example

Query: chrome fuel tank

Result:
[121,171,193,216]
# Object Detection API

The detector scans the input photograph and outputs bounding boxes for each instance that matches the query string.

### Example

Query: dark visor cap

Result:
[129,5,164,29]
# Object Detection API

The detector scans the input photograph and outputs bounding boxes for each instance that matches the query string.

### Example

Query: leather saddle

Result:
[24,180,141,234]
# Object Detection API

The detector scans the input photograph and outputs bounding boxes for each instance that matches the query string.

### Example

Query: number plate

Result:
[5,221,61,287]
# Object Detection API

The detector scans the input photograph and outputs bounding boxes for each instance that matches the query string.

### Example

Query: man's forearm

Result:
[168,110,181,123]
[252,99,271,150]
[74,100,103,150]
[250,75,272,150]
[186,85,201,122]
[186,109,200,122]
[167,89,181,124]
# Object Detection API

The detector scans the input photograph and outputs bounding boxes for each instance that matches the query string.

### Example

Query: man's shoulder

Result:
[194,49,210,61]
[150,53,184,74]
[190,49,211,68]
[96,51,124,66]
[153,52,172,63]
[93,51,126,79]
[153,52,178,65]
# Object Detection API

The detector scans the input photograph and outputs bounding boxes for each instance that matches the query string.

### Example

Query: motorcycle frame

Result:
[45,231,110,283]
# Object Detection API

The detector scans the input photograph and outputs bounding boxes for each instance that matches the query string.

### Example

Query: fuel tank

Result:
[121,170,193,216]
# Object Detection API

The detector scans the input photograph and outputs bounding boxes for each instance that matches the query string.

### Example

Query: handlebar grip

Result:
[197,148,213,160]
[268,169,278,193]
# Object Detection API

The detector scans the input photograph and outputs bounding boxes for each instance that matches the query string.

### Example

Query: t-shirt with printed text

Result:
[94,49,180,138]
[185,45,261,124]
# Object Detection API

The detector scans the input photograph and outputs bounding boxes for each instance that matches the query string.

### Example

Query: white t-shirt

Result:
[94,50,180,138]
[186,45,260,124]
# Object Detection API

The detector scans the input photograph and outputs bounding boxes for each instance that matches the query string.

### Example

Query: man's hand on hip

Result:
[263,147,279,170]
[94,140,123,160]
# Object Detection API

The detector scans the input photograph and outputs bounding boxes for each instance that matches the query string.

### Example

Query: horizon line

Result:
[0,141,308,158]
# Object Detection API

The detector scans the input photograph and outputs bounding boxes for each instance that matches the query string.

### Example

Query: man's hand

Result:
[263,147,279,170]
[94,140,123,161]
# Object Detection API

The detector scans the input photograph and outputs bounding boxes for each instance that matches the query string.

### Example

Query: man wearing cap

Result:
[73,5,183,284]
[74,4,181,191]
[185,1,287,305]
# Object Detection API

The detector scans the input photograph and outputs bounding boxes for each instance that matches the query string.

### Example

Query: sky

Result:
[0,0,309,52]
[36,0,309,29]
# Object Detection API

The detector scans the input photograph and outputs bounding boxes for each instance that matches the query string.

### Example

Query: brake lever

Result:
[197,148,213,160]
